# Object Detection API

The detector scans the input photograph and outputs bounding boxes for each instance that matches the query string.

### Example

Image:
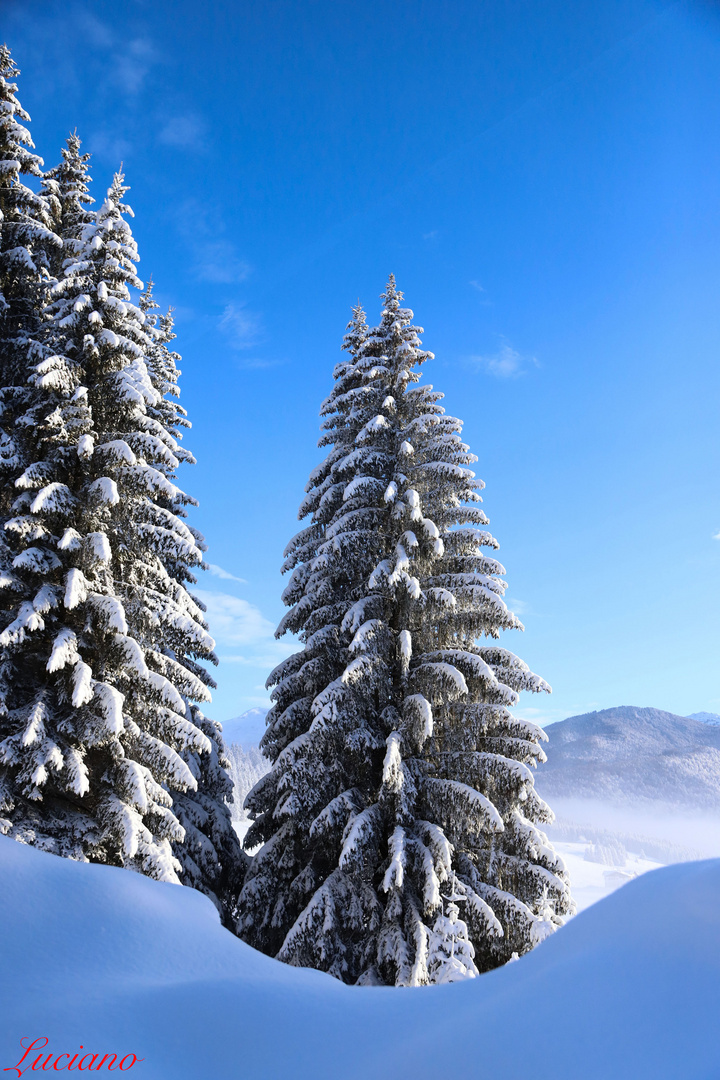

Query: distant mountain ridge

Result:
[219,707,269,748]
[688,712,720,727]
[536,706,720,810]
[221,704,720,814]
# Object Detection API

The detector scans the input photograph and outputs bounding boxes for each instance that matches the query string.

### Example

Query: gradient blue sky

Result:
[4,0,720,725]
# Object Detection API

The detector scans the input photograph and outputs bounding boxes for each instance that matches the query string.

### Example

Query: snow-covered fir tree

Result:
[237,303,402,962]
[0,138,242,915]
[237,277,573,984]
[136,280,245,916]
[426,874,478,983]
[0,44,62,835]
[40,132,94,282]
[0,46,59,553]
[0,46,58,377]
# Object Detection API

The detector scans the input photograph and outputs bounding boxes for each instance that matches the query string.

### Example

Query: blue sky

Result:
[5,0,720,725]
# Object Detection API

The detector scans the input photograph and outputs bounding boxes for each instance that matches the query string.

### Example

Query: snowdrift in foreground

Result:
[2,838,719,1080]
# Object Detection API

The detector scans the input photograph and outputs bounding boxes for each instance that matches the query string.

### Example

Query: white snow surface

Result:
[2,835,720,1078]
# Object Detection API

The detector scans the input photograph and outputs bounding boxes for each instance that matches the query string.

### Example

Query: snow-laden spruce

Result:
[137,281,245,913]
[0,46,59,534]
[41,131,94,281]
[237,277,573,984]
[0,123,241,914]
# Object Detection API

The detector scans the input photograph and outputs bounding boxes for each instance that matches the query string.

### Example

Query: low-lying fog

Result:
[538,794,720,911]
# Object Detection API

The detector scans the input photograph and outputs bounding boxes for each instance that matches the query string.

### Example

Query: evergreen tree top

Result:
[42,134,94,275]
[0,44,43,177]
[0,44,58,374]
[85,172,143,293]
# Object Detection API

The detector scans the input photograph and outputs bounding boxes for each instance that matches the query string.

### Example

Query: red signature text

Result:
[4,1038,144,1076]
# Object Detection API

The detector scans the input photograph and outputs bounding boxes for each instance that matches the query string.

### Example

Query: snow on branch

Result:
[88,476,120,506]
[382,826,406,892]
[382,732,404,792]
[410,661,468,704]
[339,804,382,874]
[47,628,79,672]
[423,778,504,836]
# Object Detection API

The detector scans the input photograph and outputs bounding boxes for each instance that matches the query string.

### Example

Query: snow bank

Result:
[2,836,719,1079]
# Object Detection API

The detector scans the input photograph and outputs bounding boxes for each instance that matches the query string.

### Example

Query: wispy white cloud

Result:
[76,11,157,95]
[159,114,207,150]
[514,707,547,719]
[195,589,274,646]
[206,563,247,584]
[218,643,296,668]
[86,130,133,166]
[193,588,299,705]
[468,341,539,379]
[80,10,114,48]
[514,706,571,729]
[218,303,262,349]
[196,587,298,674]
[713,531,720,541]
[514,709,553,730]
[197,242,251,284]
[174,198,252,284]
[216,297,277,369]
[423,229,439,240]
[232,356,282,371]
[469,280,493,306]
[115,38,157,95]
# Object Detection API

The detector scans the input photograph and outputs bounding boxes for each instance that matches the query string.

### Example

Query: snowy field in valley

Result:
[550,840,663,912]
[544,798,720,912]
[2,835,720,1080]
